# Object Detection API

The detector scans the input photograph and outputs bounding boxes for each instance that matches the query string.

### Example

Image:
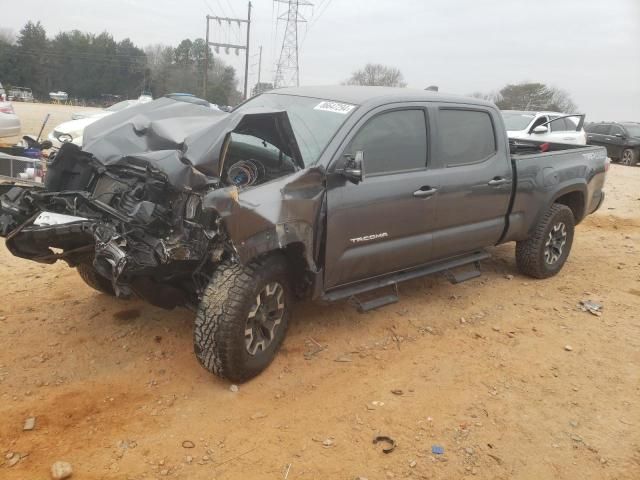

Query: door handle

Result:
[488,177,509,186]
[413,186,438,198]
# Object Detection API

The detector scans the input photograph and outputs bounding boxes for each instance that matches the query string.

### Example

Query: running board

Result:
[352,284,399,313]
[322,250,489,304]
[444,261,482,284]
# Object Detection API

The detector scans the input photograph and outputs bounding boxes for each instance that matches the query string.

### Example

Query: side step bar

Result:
[322,250,489,305]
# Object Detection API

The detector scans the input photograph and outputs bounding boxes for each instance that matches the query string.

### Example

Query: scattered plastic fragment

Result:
[579,300,603,316]
[431,445,445,455]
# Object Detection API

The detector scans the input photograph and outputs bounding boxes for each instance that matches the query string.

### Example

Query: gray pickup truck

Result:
[0,87,607,381]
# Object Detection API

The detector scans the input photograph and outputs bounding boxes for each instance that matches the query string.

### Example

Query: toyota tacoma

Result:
[0,87,608,382]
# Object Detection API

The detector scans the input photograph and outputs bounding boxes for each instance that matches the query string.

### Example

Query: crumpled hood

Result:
[81,97,303,190]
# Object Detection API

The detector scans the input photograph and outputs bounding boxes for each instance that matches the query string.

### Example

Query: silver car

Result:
[0,101,21,138]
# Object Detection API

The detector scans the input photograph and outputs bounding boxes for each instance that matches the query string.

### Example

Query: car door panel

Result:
[324,104,437,289]
[428,105,512,259]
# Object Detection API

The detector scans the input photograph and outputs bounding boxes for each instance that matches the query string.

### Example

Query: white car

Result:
[0,101,21,138]
[50,97,153,148]
[502,110,587,145]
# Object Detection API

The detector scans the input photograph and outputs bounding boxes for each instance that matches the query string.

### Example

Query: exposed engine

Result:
[0,99,306,310]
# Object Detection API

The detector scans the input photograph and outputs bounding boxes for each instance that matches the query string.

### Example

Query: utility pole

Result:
[244,1,252,100]
[204,1,252,101]
[257,45,263,85]
[274,0,313,88]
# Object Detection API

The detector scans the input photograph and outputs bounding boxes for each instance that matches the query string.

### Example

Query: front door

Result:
[324,106,437,289]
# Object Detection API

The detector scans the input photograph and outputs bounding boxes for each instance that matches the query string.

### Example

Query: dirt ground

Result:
[1,104,639,480]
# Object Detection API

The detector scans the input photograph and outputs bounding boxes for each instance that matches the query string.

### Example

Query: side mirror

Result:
[342,150,364,184]
[531,125,549,134]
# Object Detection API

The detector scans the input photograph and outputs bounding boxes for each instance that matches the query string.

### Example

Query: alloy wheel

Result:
[244,282,285,355]
[544,222,567,264]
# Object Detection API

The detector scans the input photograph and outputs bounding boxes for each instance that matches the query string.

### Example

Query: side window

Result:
[531,115,549,130]
[550,117,569,132]
[437,109,496,167]
[593,124,611,135]
[348,109,427,175]
[610,125,624,136]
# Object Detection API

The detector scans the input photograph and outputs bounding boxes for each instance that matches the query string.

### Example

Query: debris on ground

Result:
[564,345,573,351]
[579,300,603,316]
[390,389,404,396]
[431,445,445,455]
[373,435,396,454]
[23,416,36,431]
[322,438,334,448]
[304,337,327,360]
[181,440,195,449]
[334,354,353,363]
[6,452,22,467]
[229,384,239,393]
[51,460,73,479]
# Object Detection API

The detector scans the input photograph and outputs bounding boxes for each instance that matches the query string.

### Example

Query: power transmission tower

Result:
[273,0,312,88]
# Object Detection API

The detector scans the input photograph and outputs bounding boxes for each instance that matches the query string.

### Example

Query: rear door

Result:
[324,105,437,289]
[426,105,512,259]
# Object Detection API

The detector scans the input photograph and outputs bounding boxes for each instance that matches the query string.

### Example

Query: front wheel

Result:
[516,204,575,279]
[621,148,637,166]
[194,255,291,383]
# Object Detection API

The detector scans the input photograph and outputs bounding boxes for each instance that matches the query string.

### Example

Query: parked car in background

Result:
[0,102,21,138]
[8,87,34,102]
[502,110,587,145]
[52,96,154,147]
[585,122,640,166]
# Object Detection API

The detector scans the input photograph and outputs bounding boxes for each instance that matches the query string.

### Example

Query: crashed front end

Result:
[0,145,219,307]
[0,97,320,309]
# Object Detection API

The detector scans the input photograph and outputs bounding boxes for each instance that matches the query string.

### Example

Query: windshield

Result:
[501,112,535,131]
[623,124,640,137]
[236,93,357,166]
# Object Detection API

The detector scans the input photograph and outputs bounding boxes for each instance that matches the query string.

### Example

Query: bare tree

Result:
[0,28,15,45]
[344,63,407,87]
[493,82,578,112]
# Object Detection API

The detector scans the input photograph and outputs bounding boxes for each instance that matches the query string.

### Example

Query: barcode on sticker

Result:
[314,101,355,115]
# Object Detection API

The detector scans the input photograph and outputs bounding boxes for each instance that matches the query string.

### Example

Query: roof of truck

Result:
[270,85,495,108]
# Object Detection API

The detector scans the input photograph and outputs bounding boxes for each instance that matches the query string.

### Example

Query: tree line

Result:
[345,63,578,113]
[0,21,241,106]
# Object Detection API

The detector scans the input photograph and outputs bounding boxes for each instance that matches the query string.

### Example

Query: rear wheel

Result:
[194,255,291,382]
[621,148,637,166]
[516,204,575,279]
[77,261,116,296]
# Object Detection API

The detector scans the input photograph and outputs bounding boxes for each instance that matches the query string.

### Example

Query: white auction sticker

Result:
[313,101,355,115]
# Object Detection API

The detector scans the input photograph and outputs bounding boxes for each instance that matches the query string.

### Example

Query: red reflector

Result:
[540,143,550,152]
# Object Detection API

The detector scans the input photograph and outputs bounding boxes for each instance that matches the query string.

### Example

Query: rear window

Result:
[437,109,496,167]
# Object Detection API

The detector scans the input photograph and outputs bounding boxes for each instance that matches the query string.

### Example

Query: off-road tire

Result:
[194,255,291,383]
[77,261,116,296]
[621,148,637,166]
[516,204,575,279]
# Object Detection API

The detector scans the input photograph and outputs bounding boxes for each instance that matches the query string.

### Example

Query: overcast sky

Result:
[3,0,639,120]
